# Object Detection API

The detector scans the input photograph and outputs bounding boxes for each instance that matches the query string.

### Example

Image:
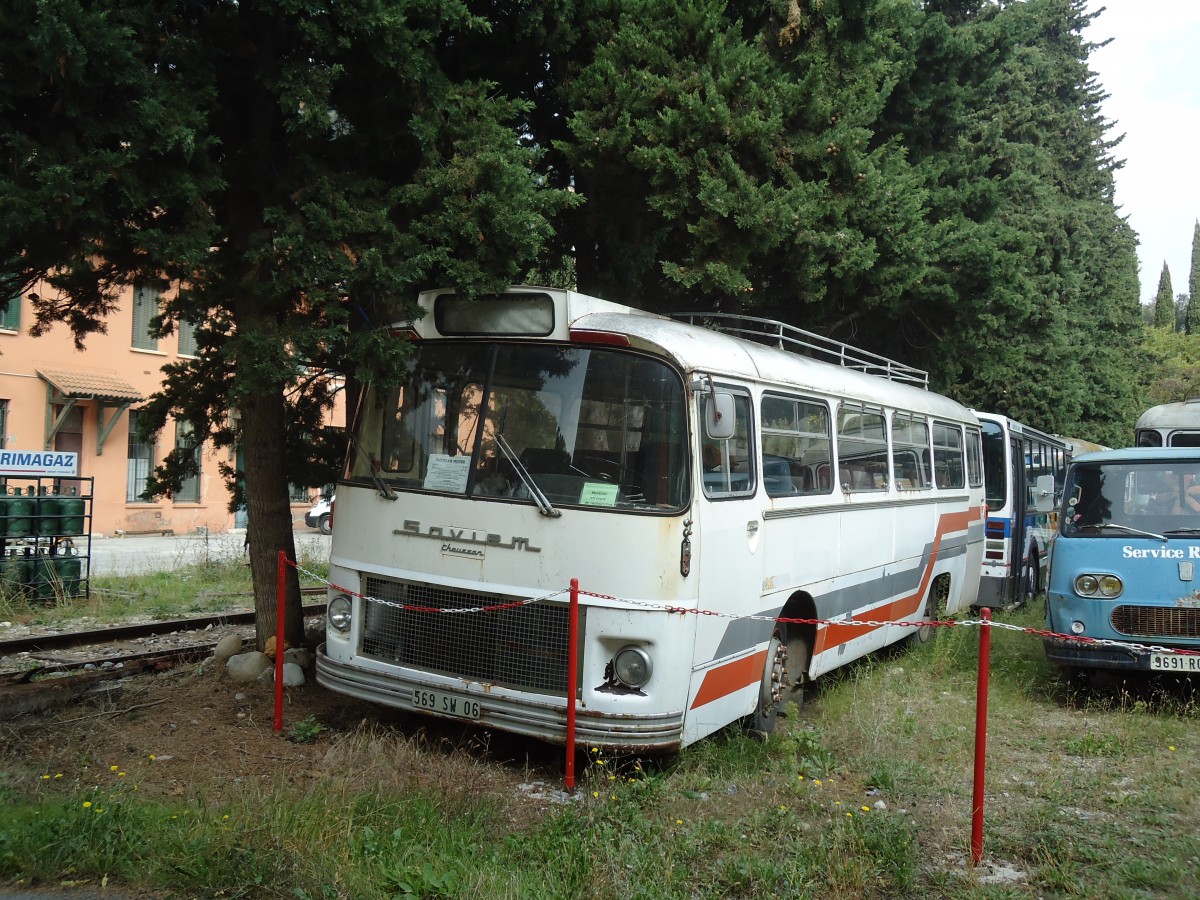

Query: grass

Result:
[0,540,328,626]
[2,600,1199,898]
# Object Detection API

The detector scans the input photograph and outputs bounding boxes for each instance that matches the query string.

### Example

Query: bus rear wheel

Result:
[912,576,949,645]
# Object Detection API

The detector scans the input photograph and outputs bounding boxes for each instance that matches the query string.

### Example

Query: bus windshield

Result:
[347,342,689,511]
[1063,461,1200,537]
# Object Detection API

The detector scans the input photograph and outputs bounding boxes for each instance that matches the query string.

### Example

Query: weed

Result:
[287,715,326,744]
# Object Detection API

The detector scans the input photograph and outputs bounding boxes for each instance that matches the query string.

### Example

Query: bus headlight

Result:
[328,594,354,632]
[1074,574,1122,598]
[613,646,653,688]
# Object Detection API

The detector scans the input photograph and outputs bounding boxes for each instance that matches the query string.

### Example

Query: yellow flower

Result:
[834,801,842,806]
[676,819,683,825]
[110,765,118,772]
[592,791,599,798]
[149,755,156,761]
[222,815,230,821]
[41,775,50,780]
[814,779,822,786]
[797,775,805,781]
[1169,745,1176,752]
[82,801,92,808]
[845,812,853,818]
[118,772,126,778]
[861,806,870,812]
[54,774,63,779]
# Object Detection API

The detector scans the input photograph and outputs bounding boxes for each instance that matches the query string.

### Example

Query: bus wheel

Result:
[913,576,949,645]
[747,631,787,738]
[781,630,811,712]
[1022,553,1040,603]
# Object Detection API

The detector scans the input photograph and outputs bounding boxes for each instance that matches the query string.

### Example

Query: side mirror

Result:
[1034,474,1055,513]
[706,392,736,441]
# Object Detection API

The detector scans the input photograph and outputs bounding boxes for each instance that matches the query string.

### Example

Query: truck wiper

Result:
[495,432,560,518]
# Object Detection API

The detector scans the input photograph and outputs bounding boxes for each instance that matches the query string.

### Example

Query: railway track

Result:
[0,596,327,720]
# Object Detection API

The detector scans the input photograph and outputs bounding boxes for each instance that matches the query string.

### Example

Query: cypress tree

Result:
[1186,220,1200,334]
[1155,263,1176,329]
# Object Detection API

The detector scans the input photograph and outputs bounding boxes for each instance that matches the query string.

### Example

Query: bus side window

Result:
[760,393,831,498]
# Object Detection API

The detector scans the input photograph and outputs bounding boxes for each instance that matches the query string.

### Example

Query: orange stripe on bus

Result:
[812,506,980,656]
[690,649,768,710]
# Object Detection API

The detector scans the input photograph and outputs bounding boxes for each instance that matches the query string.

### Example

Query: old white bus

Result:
[315,287,986,751]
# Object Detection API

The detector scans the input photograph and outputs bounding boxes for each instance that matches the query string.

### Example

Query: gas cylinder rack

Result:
[0,476,92,602]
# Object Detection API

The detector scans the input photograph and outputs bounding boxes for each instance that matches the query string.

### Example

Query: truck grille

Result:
[359,576,580,694]
[1110,605,1200,639]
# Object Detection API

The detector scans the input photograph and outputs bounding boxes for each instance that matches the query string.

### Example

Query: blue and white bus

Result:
[1044,447,1200,674]
[974,412,1071,607]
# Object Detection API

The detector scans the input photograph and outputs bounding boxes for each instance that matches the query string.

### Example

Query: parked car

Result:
[304,495,333,534]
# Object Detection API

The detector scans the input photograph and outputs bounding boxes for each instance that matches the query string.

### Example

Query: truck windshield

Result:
[347,342,689,511]
[1063,461,1200,537]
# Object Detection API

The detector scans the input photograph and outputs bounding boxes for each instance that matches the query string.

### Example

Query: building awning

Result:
[37,368,144,403]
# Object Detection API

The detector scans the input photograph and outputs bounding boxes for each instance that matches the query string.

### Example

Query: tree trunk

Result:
[241,384,305,651]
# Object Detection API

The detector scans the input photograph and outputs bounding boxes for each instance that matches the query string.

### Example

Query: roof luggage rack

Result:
[671,312,928,388]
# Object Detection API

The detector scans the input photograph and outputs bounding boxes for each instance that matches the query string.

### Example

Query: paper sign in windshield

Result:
[423,454,471,492]
[580,482,619,507]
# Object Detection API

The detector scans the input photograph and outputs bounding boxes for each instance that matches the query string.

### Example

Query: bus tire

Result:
[1022,552,1040,603]
[912,575,949,645]
[747,631,787,739]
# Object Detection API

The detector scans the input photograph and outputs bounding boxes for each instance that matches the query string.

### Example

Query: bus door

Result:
[686,387,765,741]
[1012,435,1030,602]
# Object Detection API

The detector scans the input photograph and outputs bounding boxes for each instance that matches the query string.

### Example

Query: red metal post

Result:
[971,607,992,865]
[274,550,287,733]
[565,578,580,789]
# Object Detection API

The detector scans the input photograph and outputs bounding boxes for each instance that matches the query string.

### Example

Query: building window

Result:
[177,319,199,356]
[126,410,156,502]
[132,284,159,351]
[0,294,19,331]
[0,400,7,448]
[175,420,201,502]
[288,483,311,502]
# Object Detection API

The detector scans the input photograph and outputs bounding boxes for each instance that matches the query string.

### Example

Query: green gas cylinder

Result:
[37,488,63,536]
[60,488,86,535]
[6,489,34,538]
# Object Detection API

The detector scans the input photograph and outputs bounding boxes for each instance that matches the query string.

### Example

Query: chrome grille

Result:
[360,576,581,694]
[1111,605,1200,639]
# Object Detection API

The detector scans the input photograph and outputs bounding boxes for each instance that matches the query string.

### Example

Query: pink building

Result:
[0,285,341,537]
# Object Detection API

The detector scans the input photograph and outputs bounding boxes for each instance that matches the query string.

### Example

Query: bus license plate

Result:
[1149,653,1200,673]
[411,689,480,719]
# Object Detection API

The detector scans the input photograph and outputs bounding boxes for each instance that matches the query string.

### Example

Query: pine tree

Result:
[1155,264,1176,329]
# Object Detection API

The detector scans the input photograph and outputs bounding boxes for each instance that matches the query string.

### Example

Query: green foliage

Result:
[287,715,327,745]
[1138,325,1200,406]
[1187,221,1200,334]
[1155,263,1176,329]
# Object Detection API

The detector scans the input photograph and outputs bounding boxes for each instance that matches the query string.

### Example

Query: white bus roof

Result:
[413,286,977,424]
[1136,399,1200,429]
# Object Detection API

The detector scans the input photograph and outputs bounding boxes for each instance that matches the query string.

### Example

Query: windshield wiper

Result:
[353,442,397,501]
[1075,522,1166,542]
[495,432,560,518]
[1162,527,1200,536]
